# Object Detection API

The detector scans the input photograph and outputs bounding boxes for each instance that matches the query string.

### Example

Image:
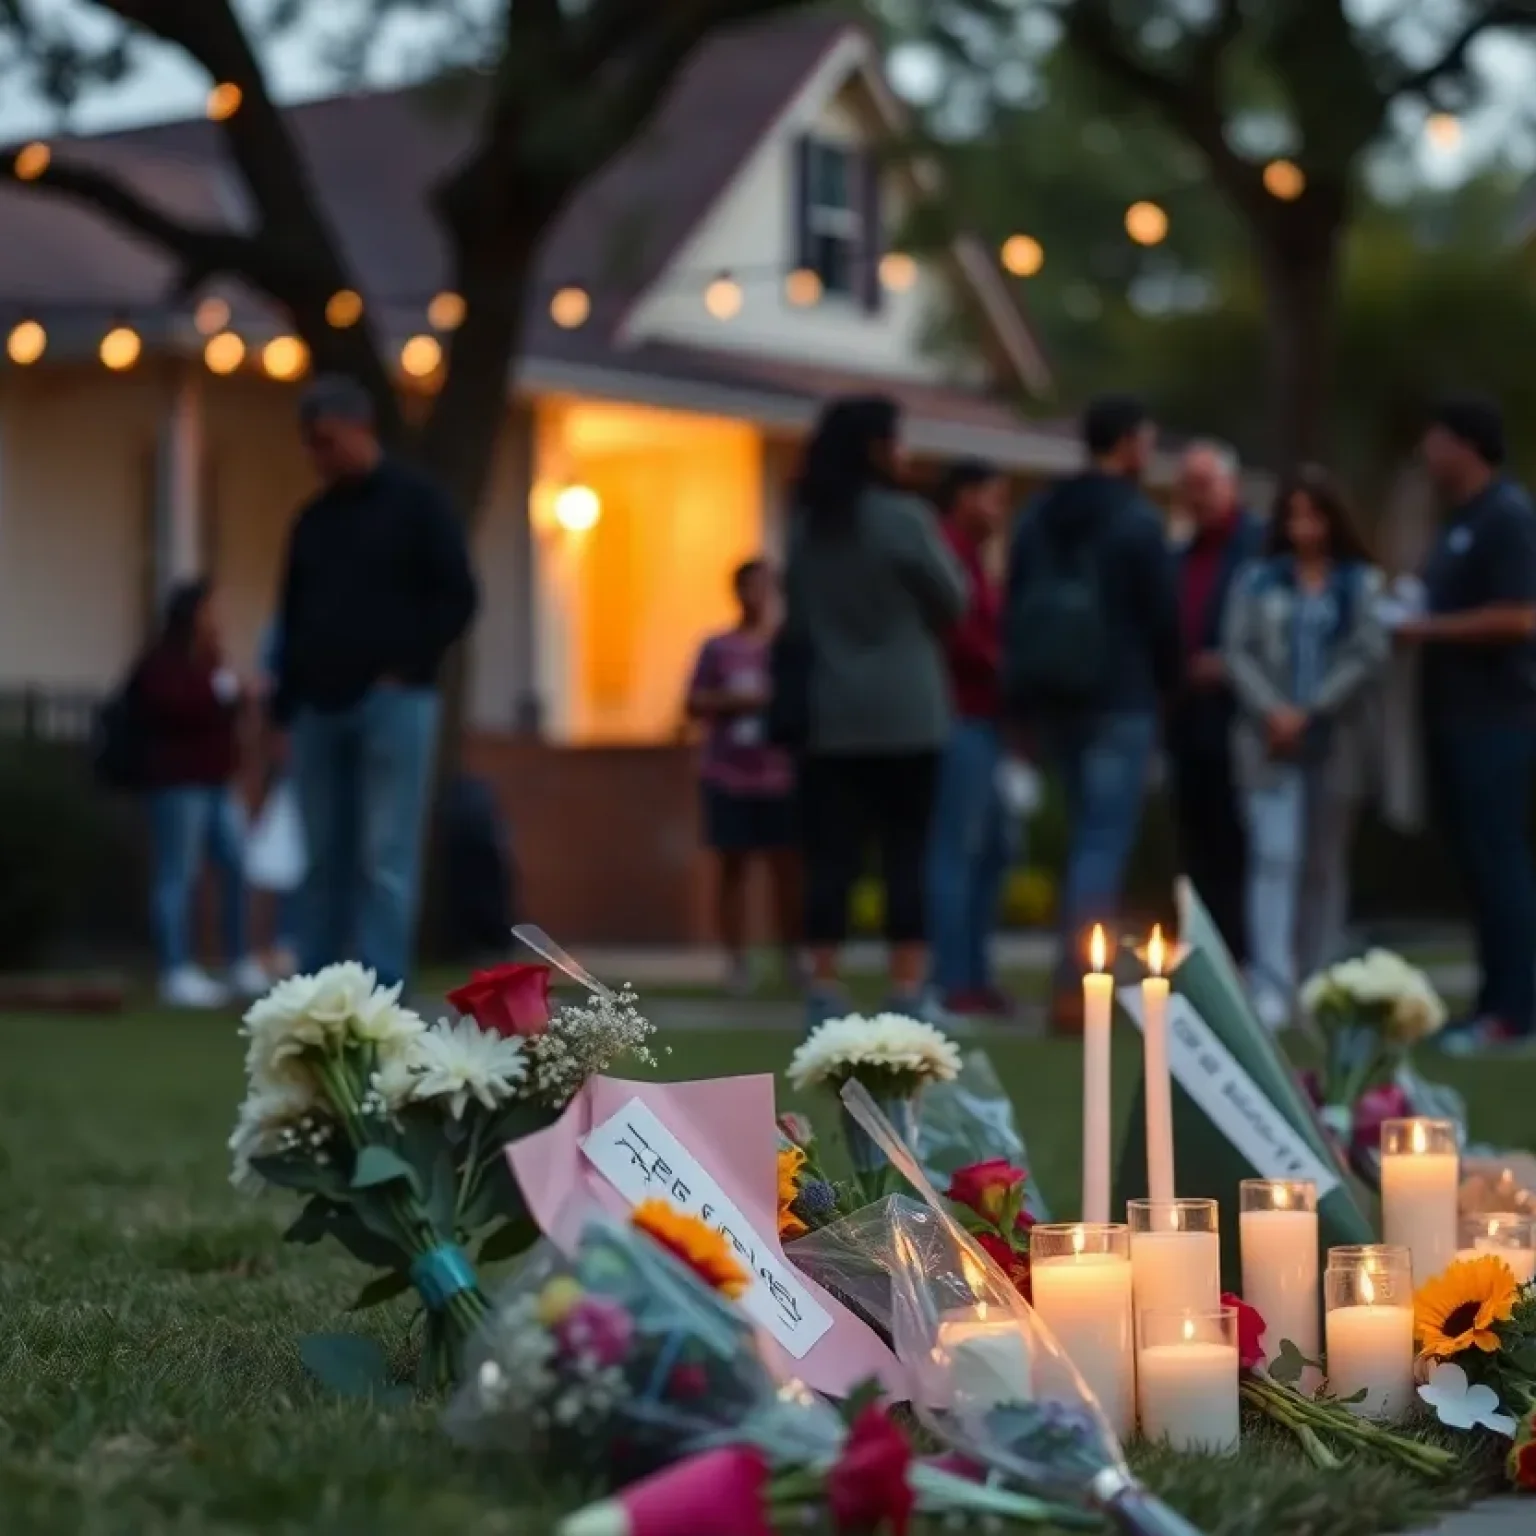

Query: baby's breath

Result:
[522,985,664,1108]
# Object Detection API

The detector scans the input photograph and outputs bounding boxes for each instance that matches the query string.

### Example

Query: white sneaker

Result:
[160,965,231,1009]
[228,956,271,1000]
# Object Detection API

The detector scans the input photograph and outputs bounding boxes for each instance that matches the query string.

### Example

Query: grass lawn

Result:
[0,1003,1529,1535]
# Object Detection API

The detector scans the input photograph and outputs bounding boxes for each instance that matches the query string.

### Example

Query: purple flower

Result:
[554,1295,634,1367]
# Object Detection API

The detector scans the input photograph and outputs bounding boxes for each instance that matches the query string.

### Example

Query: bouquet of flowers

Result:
[230,951,662,1393]
[1300,949,1447,1141]
[773,1114,858,1242]
[943,1159,1037,1304]
[786,1013,961,1178]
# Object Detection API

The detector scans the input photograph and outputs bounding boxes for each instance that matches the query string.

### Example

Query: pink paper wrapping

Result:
[505,1073,907,1399]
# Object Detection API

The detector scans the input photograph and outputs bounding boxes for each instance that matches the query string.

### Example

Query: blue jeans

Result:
[1048,714,1156,987]
[292,686,440,988]
[1429,721,1536,1033]
[927,720,1012,994]
[149,786,247,972]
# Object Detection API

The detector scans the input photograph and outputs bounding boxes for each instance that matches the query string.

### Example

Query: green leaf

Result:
[301,1199,407,1269]
[298,1333,409,1404]
[351,1145,421,1198]
[478,1100,559,1165]
[477,1214,540,1266]
[249,1153,347,1198]
[425,1149,458,1235]
[349,1271,412,1311]
[283,1196,340,1246]
[1269,1339,1309,1387]
[838,1377,886,1427]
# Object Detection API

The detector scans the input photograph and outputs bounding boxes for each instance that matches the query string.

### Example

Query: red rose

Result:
[1222,1292,1268,1371]
[829,1404,914,1536]
[446,963,552,1038]
[947,1159,1027,1226]
[975,1232,1032,1304]
[1511,1433,1536,1492]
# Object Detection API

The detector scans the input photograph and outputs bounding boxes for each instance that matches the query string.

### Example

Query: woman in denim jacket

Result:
[1223,465,1390,1029]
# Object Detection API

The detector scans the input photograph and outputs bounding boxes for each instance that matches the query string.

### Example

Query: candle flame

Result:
[1411,1121,1428,1156]
[1090,924,1107,973]
[1360,1269,1376,1306]
[977,1302,989,1323]
[1182,1318,1196,1343]
[1073,1225,1086,1256]
[1274,1184,1290,1210]
[1147,924,1166,977]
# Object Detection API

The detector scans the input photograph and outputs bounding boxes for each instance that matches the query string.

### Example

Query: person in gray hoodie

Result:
[779,396,967,1029]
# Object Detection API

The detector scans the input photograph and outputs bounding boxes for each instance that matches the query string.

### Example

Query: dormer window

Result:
[793,136,883,311]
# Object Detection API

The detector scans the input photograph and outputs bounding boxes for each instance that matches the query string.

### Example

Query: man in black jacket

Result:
[273,376,478,986]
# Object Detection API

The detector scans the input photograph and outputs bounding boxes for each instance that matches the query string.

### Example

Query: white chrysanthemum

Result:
[410,1018,528,1119]
[1300,950,1445,1041]
[787,1012,961,1092]
[228,1079,328,1192]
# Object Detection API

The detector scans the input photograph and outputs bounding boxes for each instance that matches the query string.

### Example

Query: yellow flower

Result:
[535,1276,584,1327]
[1415,1256,1519,1358]
[777,1146,808,1241]
[632,1199,750,1299]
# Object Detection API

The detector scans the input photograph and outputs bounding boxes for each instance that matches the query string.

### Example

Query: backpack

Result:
[1003,515,1111,712]
[92,664,148,791]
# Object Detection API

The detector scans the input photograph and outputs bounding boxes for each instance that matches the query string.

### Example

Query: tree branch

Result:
[1393,0,1536,99]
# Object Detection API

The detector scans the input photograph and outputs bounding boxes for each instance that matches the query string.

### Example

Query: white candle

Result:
[1381,1119,1459,1285]
[1083,925,1114,1226]
[1032,1249,1135,1441]
[1239,1207,1320,1371]
[1139,1335,1240,1454]
[1455,1243,1536,1284]
[1142,926,1174,1205]
[1131,1229,1221,1320]
[937,1308,1033,1408]
[1326,1304,1415,1421]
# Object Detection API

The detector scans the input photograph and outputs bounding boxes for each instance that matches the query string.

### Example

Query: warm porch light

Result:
[785,267,822,306]
[550,286,591,329]
[6,320,45,365]
[204,331,245,374]
[194,296,230,335]
[879,251,917,291]
[400,334,442,377]
[1263,159,1305,200]
[1125,201,1169,246]
[326,288,364,328]
[553,483,601,533]
[261,334,309,381]
[99,325,142,371]
[13,141,49,181]
[1001,234,1044,277]
[207,82,243,121]
[704,274,743,320]
[428,290,466,330]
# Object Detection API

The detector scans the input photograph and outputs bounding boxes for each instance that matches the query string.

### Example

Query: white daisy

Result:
[228,1079,328,1191]
[410,1018,528,1119]
[787,1012,961,1093]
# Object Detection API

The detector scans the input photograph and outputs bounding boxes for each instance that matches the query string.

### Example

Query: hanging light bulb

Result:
[203,331,246,375]
[427,291,466,331]
[206,82,243,122]
[1000,234,1045,277]
[261,335,309,381]
[549,287,591,329]
[704,274,743,321]
[784,267,822,307]
[99,325,142,371]
[6,319,46,365]
[1125,201,1169,246]
[194,296,231,335]
[400,334,442,378]
[879,251,917,292]
[1263,159,1306,201]
[12,141,50,181]
[325,289,364,328]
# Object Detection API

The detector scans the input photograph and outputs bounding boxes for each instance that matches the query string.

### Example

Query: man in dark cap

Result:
[272,375,478,987]
[1402,396,1536,1052]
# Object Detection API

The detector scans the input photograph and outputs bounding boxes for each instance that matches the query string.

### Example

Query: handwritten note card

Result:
[1119,987,1341,1198]
[580,1096,834,1359]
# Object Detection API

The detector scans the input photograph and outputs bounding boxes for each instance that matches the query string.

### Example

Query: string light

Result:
[6,319,45,365]
[704,274,743,320]
[13,141,50,181]
[1263,159,1306,201]
[1125,201,1169,246]
[879,252,917,292]
[549,286,590,329]
[99,325,142,371]
[325,289,364,328]
[261,335,308,381]
[206,83,243,122]
[784,268,822,307]
[400,334,442,377]
[194,296,230,335]
[427,290,466,331]
[203,331,245,374]
[1426,112,1462,150]
[1001,234,1044,277]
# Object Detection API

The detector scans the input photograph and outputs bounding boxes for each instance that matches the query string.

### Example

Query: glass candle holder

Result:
[1457,1213,1536,1284]
[1324,1245,1415,1421]
[1239,1180,1319,1378]
[1029,1223,1135,1441]
[1137,1306,1240,1454]
[1128,1198,1221,1335]
[1380,1118,1459,1285]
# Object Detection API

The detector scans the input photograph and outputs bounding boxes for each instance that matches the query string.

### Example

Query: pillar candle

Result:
[1381,1119,1459,1285]
[936,1308,1033,1409]
[1130,1230,1221,1321]
[1326,1304,1415,1421]
[1031,1249,1135,1441]
[1082,925,1114,1226]
[1141,925,1174,1206]
[1138,1338,1240,1453]
[1239,1201,1320,1376]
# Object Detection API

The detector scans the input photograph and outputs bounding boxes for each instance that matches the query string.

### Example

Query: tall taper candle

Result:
[1082,925,1114,1225]
[1142,924,1175,1206]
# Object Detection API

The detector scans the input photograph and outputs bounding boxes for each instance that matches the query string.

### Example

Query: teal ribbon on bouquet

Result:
[411,1244,478,1311]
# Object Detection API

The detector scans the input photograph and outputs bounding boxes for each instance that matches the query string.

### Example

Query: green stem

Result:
[1245,1378,1456,1479]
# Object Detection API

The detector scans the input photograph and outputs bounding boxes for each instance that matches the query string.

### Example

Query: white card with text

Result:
[1118,987,1341,1198]
[580,1097,834,1358]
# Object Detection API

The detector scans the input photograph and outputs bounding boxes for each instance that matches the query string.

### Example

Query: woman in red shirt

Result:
[137,579,267,1008]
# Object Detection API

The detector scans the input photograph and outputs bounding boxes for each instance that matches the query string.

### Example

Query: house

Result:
[0,14,1148,943]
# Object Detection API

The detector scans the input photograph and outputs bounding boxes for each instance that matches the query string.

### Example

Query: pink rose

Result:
[947,1159,1028,1227]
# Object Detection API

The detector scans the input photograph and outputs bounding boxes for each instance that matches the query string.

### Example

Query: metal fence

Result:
[0,689,101,745]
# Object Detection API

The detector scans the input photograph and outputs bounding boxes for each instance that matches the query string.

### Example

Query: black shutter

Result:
[792,135,814,275]
[858,149,884,313]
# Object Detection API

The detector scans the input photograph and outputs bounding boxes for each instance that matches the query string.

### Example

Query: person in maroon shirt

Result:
[926,459,1014,1014]
[136,579,266,1008]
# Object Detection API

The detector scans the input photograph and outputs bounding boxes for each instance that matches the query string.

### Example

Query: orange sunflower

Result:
[1414,1255,1519,1359]
[777,1146,809,1242]
[632,1199,750,1299]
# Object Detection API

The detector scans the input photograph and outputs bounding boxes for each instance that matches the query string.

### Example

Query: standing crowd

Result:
[687,391,1536,1056]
